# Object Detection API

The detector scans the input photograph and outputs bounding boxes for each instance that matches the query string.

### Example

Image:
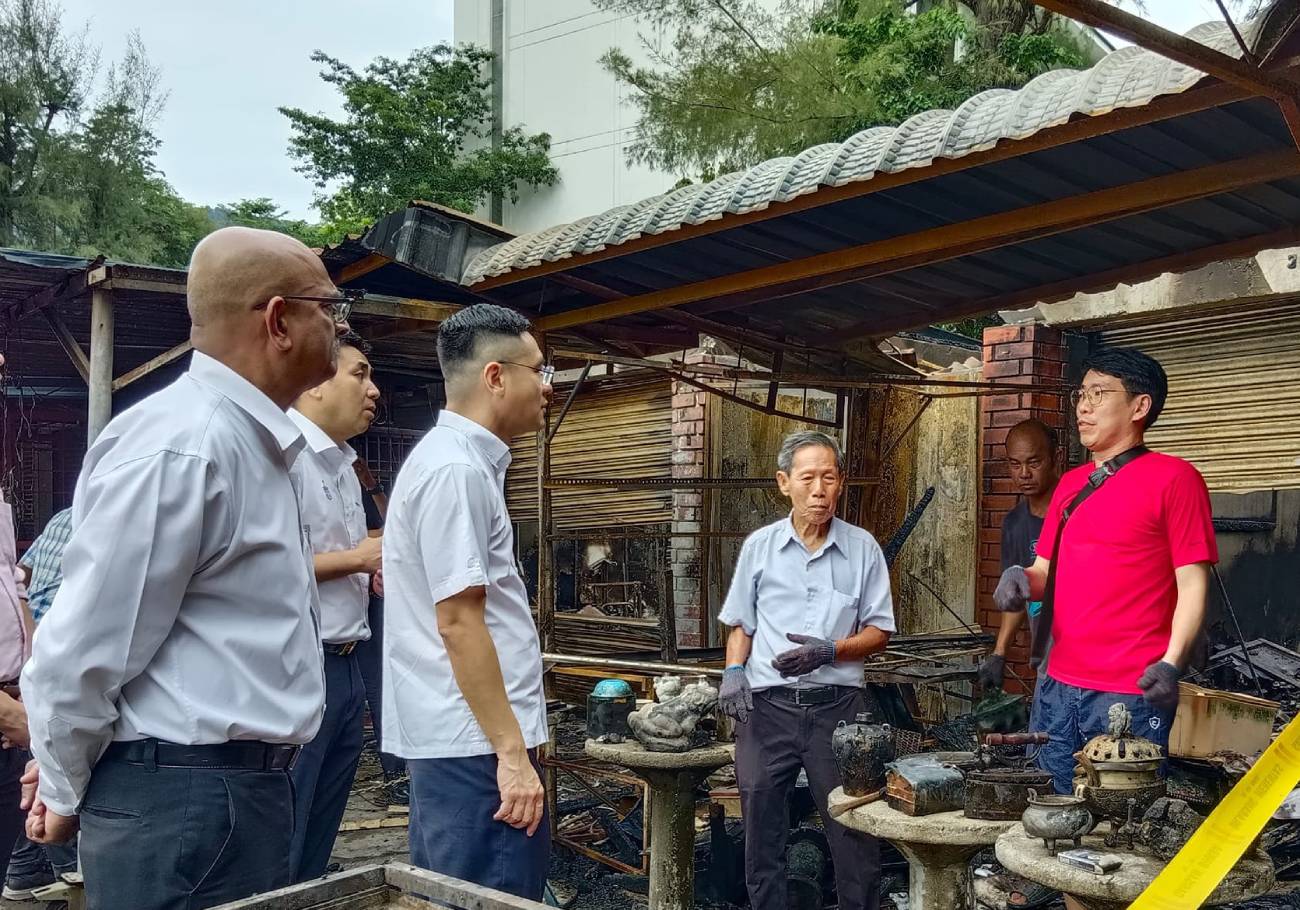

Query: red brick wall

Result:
[670,352,713,648]
[978,325,1069,692]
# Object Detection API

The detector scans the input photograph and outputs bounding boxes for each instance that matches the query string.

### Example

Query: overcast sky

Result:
[63,0,1245,221]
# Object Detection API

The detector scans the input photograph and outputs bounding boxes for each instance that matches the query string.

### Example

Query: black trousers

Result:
[736,686,881,910]
[80,749,294,910]
[354,594,404,778]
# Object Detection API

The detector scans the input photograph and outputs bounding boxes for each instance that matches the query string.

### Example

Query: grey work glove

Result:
[772,633,836,678]
[994,566,1031,613]
[977,653,1006,693]
[718,666,753,724]
[1137,660,1181,711]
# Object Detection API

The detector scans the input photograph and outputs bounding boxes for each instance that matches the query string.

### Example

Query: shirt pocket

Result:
[828,590,861,640]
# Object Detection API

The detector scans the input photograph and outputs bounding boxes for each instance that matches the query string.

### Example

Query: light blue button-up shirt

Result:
[718,515,895,691]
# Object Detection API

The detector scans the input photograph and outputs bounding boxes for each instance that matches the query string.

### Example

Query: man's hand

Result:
[0,690,28,750]
[372,568,384,597]
[494,748,545,837]
[20,762,78,845]
[994,566,1030,613]
[1137,660,1181,711]
[718,666,753,724]
[772,633,836,678]
[977,653,1006,693]
[356,535,382,575]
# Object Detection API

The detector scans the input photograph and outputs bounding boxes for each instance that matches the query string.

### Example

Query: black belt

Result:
[324,641,359,656]
[102,739,300,771]
[764,684,848,706]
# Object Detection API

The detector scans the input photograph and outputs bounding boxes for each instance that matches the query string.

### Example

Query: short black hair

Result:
[339,330,371,356]
[1082,346,1168,428]
[436,304,532,382]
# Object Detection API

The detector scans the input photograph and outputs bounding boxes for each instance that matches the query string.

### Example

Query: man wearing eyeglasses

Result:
[994,347,1216,799]
[20,227,348,910]
[382,303,553,900]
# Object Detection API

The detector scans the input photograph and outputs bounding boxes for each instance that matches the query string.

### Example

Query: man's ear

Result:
[776,470,791,497]
[1131,393,1152,426]
[482,361,506,396]
[264,297,293,353]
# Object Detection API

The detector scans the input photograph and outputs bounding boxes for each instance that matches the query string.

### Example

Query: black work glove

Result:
[1137,660,1181,711]
[977,653,1006,693]
[994,566,1030,613]
[718,666,753,724]
[771,633,836,678]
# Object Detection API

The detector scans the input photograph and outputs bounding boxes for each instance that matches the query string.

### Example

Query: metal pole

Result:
[536,332,558,837]
[1211,564,1263,694]
[547,361,591,444]
[489,0,505,224]
[542,652,724,678]
[87,288,114,444]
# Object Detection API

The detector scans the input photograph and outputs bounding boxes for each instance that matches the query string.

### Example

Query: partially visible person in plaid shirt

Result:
[17,509,71,625]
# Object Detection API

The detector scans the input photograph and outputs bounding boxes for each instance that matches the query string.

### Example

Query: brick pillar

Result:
[670,352,712,649]
[978,325,1069,693]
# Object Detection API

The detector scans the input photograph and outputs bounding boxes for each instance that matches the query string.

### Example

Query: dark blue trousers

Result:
[289,650,365,882]
[408,752,550,901]
[80,750,294,909]
[354,596,404,778]
[1029,673,1176,794]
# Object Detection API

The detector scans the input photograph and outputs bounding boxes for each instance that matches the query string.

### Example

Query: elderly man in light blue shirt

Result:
[718,430,895,910]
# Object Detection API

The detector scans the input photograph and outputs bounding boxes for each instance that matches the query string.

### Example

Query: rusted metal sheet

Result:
[506,377,672,530]
[1100,300,1300,492]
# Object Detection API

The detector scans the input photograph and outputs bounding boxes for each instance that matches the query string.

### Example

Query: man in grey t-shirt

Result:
[979,419,1060,691]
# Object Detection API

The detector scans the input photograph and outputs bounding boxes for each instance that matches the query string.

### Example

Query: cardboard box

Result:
[1169,682,1278,759]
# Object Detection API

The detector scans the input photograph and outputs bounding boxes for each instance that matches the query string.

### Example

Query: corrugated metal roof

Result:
[463,18,1254,286]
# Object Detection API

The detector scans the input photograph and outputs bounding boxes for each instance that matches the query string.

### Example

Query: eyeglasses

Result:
[255,288,364,325]
[499,361,555,386]
[1070,387,1126,409]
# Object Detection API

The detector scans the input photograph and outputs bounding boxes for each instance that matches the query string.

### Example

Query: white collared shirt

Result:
[289,409,370,644]
[718,515,895,691]
[381,409,547,758]
[22,352,326,816]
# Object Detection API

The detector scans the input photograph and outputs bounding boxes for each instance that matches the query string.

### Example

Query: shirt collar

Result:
[779,513,842,556]
[188,352,305,461]
[289,408,357,469]
[437,409,513,473]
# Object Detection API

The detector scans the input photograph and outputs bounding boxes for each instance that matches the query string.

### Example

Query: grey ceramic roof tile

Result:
[461,18,1256,286]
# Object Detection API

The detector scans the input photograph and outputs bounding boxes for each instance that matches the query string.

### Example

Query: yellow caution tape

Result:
[1128,711,1300,909]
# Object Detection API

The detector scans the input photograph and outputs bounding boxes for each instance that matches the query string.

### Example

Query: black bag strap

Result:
[1030,446,1149,664]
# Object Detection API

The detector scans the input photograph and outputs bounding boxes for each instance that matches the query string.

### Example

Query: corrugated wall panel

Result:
[506,378,673,529]
[1100,301,1300,493]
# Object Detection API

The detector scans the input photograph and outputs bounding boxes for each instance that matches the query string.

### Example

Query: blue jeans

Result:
[80,749,294,909]
[1029,673,1175,795]
[7,830,77,880]
[289,650,365,882]
[408,752,550,901]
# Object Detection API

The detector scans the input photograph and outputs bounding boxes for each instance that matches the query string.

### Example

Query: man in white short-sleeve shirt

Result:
[382,303,553,900]
[717,431,895,910]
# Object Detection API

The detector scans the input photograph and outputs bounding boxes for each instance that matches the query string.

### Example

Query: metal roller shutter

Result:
[506,377,673,529]
[1099,301,1300,493]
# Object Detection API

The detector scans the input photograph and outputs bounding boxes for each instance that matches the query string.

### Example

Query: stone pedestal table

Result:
[996,823,1275,910]
[828,787,1016,910]
[584,739,734,910]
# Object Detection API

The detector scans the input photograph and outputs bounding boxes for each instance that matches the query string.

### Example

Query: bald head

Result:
[1007,419,1055,455]
[187,226,330,329]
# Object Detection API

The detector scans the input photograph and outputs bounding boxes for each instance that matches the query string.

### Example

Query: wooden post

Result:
[87,288,114,445]
[535,333,559,837]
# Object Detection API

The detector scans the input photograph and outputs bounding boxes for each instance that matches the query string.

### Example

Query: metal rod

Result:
[1214,0,1255,63]
[548,361,592,444]
[1211,564,1263,694]
[879,395,933,464]
[544,475,880,490]
[544,652,725,678]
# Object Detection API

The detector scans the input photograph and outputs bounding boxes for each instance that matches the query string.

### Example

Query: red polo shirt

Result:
[1038,452,1217,694]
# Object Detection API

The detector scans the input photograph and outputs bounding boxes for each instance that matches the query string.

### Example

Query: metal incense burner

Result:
[1073,703,1167,838]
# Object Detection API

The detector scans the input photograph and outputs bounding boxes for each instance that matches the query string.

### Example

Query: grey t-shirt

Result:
[1001,499,1046,667]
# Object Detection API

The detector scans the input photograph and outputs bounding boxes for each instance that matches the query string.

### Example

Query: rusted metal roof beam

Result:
[533,149,1300,332]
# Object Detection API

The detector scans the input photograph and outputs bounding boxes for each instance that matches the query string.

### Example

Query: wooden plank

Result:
[101,276,187,296]
[207,865,388,908]
[338,815,409,832]
[88,288,114,445]
[334,252,392,284]
[472,80,1254,292]
[532,149,1300,331]
[351,296,461,323]
[112,340,192,392]
[42,310,90,383]
[383,863,554,910]
[3,261,105,324]
[1033,0,1295,96]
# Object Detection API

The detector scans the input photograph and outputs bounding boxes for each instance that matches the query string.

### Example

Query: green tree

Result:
[216,197,333,249]
[280,44,558,226]
[595,0,1092,177]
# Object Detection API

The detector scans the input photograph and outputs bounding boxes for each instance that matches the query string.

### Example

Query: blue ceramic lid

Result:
[591,678,634,698]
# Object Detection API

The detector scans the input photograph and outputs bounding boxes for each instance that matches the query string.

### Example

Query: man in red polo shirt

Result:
[994,346,1216,796]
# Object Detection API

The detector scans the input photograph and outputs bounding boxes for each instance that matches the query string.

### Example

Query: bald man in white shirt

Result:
[21,227,349,910]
